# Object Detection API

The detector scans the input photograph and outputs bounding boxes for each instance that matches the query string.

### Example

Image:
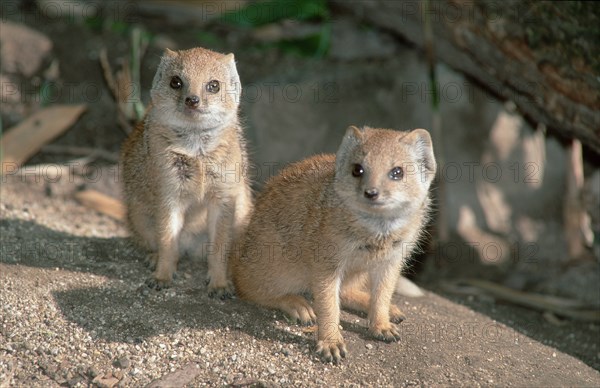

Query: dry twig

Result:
[74,189,125,222]
[41,144,118,163]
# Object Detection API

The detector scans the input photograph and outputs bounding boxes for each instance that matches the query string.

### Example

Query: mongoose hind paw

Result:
[278,295,316,325]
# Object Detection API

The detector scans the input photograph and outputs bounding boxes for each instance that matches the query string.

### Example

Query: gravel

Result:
[1,175,600,387]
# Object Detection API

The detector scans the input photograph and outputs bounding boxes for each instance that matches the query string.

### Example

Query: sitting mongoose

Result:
[230,126,436,362]
[121,47,252,297]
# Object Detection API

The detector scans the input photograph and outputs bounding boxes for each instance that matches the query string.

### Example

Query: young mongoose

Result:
[121,47,252,297]
[230,126,436,362]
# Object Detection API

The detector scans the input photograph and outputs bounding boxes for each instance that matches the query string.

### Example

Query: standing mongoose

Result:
[121,47,252,297]
[230,126,436,362]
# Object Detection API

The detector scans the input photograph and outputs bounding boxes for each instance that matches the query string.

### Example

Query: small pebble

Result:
[88,366,100,378]
[114,356,130,369]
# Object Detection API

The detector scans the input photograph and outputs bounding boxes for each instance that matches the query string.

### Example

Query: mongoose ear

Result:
[163,48,178,58]
[220,53,240,88]
[152,50,179,98]
[156,48,178,75]
[220,53,235,64]
[403,128,436,174]
[344,125,364,142]
[336,126,364,167]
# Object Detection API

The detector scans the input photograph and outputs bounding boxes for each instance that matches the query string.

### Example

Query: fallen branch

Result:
[0,104,87,175]
[442,278,600,322]
[74,189,125,222]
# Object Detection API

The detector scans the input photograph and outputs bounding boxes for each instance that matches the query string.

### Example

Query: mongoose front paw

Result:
[145,276,172,291]
[370,323,401,342]
[316,339,347,364]
[207,280,234,300]
[389,304,407,323]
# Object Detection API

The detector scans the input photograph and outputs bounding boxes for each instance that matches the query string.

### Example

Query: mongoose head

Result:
[334,126,437,223]
[150,47,241,130]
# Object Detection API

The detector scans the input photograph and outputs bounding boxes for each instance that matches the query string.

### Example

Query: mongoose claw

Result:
[389,304,407,323]
[207,283,235,300]
[300,318,316,326]
[281,296,316,325]
[370,323,401,342]
[290,308,316,326]
[316,339,347,364]
[145,277,171,291]
[285,316,314,326]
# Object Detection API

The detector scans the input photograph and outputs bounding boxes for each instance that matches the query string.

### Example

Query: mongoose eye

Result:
[206,80,220,94]
[389,166,404,180]
[351,164,364,178]
[170,76,183,89]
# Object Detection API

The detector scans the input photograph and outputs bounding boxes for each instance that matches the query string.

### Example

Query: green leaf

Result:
[219,0,328,27]
[196,31,223,47]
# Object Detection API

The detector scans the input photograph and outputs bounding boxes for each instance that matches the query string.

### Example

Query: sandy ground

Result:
[2,4,599,386]
[1,176,599,387]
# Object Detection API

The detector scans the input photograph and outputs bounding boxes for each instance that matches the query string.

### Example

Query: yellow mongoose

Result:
[231,126,436,362]
[121,47,252,297]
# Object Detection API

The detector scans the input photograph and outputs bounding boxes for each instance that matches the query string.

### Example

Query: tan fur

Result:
[230,126,436,362]
[121,47,252,297]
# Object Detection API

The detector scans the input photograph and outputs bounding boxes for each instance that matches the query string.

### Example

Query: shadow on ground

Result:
[0,219,599,381]
[0,218,314,348]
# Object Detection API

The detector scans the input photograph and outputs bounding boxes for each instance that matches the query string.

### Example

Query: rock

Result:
[0,21,52,77]
[226,373,235,384]
[87,366,101,378]
[22,341,35,351]
[92,373,120,388]
[146,363,201,388]
[38,359,58,375]
[114,356,130,369]
[67,375,85,387]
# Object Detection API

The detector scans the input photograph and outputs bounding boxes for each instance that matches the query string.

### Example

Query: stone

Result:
[0,21,52,77]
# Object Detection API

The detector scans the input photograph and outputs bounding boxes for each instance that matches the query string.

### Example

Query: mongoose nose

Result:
[185,95,200,108]
[364,188,379,200]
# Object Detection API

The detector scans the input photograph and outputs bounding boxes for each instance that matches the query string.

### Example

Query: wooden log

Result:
[332,0,600,153]
[1,104,87,174]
